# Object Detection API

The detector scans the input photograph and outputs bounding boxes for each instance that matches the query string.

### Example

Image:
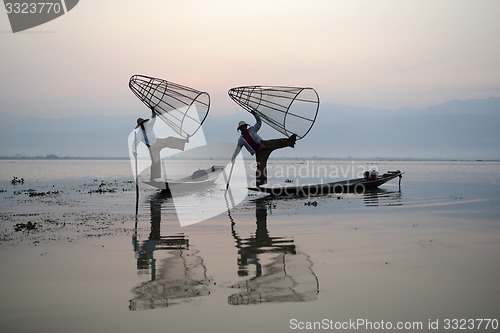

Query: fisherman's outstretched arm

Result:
[251,110,262,131]
[149,108,157,126]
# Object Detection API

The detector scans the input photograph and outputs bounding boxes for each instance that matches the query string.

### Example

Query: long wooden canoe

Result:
[144,165,224,194]
[248,170,403,196]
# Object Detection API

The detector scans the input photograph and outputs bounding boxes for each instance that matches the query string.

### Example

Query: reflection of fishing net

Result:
[129,75,209,138]
[228,86,320,139]
[228,252,319,305]
[129,249,211,311]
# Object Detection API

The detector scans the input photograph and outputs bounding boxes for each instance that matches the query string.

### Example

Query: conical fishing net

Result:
[130,75,209,138]
[229,85,319,139]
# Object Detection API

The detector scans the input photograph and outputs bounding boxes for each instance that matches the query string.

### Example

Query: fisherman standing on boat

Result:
[231,111,296,186]
[133,110,189,181]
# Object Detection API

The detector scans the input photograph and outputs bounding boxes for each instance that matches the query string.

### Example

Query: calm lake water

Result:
[1,159,499,333]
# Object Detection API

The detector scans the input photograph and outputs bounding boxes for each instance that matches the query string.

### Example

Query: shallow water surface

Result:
[1,160,499,332]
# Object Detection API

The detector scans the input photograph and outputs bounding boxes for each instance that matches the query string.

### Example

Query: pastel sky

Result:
[1,0,499,117]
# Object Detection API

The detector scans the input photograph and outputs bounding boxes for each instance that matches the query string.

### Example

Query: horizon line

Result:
[0,155,498,162]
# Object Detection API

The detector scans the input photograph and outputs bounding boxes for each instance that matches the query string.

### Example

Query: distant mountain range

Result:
[204,97,500,160]
[1,97,499,160]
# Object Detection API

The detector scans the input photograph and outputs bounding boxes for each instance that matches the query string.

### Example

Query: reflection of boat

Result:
[143,165,224,193]
[129,193,211,310]
[248,170,403,196]
[363,188,403,207]
[228,201,319,305]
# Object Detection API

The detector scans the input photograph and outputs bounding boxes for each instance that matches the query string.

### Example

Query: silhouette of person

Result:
[231,111,296,186]
[132,110,189,181]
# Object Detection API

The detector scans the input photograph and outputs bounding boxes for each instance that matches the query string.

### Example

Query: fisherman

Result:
[133,110,189,181]
[231,111,296,186]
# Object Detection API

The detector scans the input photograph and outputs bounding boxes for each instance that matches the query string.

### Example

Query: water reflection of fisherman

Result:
[233,201,295,277]
[229,200,319,305]
[231,111,297,186]
[131,192,164,275]
[130,193,211,311]
[132,110,190,181]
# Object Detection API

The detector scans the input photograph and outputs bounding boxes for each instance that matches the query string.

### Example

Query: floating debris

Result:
[12,189,60,197]
[11,176,24,185]
[304,201,318,207]
[86,180,119,194]
[28,190,60,197]
[89,187,117,194]
[14,221,39,232]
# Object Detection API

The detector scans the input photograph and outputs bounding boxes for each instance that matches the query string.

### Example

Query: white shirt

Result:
[133,117,156,153]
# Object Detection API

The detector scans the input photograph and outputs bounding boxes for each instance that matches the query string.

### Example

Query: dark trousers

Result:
[255,138,293,186]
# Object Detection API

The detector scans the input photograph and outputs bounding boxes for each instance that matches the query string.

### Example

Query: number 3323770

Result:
[5,2,62,14]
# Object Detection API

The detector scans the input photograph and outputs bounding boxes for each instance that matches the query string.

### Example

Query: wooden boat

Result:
[248,170,403,196]
[144,165,225,193]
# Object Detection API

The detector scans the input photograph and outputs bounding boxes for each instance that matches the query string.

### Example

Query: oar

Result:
[225,160,235,195]
[134,132,139,216]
